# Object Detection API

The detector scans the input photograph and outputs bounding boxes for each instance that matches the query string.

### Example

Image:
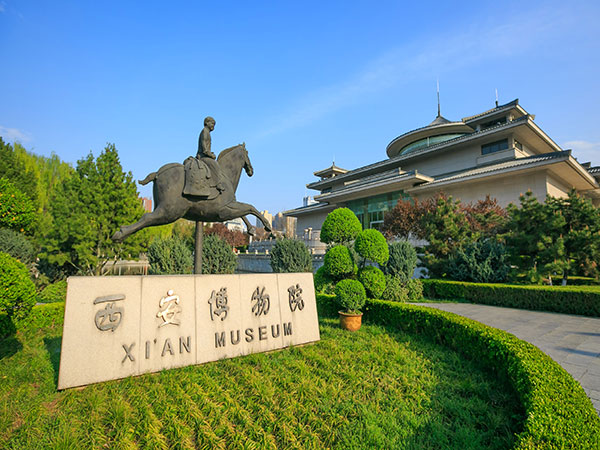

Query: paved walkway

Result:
[416,302,600,414]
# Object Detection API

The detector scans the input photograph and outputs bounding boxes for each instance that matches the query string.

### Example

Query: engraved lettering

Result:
[283,322,292,336]
[208,287,229,321]
[161,338,174,356]
[245,327,254,342]
[259,326,267,341]
[230,330,241,345]
[215,332,226,348]
[179,336,191,353]
[122,343,135,363]
[157,290,181,327]
[288,284,305,312]
[251,286,270,316]
[94,294,125,332]
[271,324,280,338]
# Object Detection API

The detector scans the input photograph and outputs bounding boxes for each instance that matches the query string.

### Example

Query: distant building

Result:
[272,212,297,238]
[284,98,600,237]
[224,217,245,232]
[256,210,273,229]
[141,197,152,212]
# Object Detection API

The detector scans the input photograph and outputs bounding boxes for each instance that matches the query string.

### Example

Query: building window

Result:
[346,190,411,229]
[481,139,509,155]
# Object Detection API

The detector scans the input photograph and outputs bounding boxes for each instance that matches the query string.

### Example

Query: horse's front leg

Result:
[240,216,256,236]
[221,202,272,232]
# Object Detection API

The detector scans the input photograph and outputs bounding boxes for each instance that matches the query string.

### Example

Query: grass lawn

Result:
[0,314,523,449]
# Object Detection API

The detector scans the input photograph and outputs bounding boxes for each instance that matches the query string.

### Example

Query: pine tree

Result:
[40,144,147,276]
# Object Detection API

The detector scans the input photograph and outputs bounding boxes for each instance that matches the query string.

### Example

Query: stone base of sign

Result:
[58,273,319,390]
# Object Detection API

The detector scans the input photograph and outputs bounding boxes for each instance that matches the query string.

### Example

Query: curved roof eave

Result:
[386,121,475,158]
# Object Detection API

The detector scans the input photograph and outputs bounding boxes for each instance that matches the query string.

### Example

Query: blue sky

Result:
[1,1,600,216]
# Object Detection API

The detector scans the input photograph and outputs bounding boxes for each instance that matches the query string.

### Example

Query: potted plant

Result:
[335,279,366,331]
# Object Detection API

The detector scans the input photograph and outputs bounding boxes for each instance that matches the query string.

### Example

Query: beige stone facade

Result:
[284,99,600,234]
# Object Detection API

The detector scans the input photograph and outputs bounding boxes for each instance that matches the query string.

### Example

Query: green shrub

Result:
[320,208,362,244]
[0,251,36,320]
[381,275,409,302]
[422,279,600,317]
[0,228,36,266]
[323,245,356,280]
[270,239,312,273]
[446,238,510,283]
[316,294,600,448]
[358,266,386,298]
[37,280,67,303]
[202,234,237,274]
[354,229,389,265]
[314,265,335,294]
[148,235,193,275]
[0,178,37,233]
[405,278,423,301]
[381,240,417,282]
[335,279,366,313]
[0,312,16,339]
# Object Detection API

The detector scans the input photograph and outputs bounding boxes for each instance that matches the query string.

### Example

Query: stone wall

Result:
[237,253,324,274]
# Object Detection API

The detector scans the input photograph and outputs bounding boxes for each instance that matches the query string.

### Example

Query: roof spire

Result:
[437,78,441,117]
[495,88,499,107]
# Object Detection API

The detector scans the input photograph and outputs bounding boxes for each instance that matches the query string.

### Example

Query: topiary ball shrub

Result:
[405,278,424,301]
[323,245,357,280]
[382,240,417,283]
[314,265,335,294]
[148,235,193,275]
[354,229,390,265]
[270,238,312,273]
[358,266,386,299]
[0,228,36,266]
[0,251,36,320]
[320,208,362,244]
[202,234,237,274]
[37,280,67,303]
[335,279,366,313]
[381,275,409,302]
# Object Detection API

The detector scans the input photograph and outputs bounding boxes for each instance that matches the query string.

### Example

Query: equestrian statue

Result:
[111,116,272,272]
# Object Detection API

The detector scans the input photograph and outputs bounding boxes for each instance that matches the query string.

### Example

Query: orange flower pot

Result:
[338,311,363,332]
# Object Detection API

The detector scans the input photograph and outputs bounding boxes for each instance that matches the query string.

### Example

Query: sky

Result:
[1,1,600,217]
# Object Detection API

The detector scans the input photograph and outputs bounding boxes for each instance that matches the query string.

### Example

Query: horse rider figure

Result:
[183,116,226,198]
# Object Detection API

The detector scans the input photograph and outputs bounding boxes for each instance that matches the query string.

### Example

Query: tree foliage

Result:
[446,239,510,283]
[381,240,417,282]
[148,235,193,275]
[40,144,147,276]
[323,245,356,280]
[334,279,366,313]
[358,266,386,298]
[320,207,362,244]
[0,228,36,266]
[202,234,237,274]
[205,222,249,248]
[0,251,36,319]
[270,238,312,273]
[0,178,37,233]
[354,229,389,266]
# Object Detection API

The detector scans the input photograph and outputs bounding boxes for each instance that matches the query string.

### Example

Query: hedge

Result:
[422,279,600,317]
[316,294,600,449]
[0,302,65,337]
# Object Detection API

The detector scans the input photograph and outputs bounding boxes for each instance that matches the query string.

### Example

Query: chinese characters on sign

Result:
[157,290,182,327]
[288,284,304,312]
[208,287,229,321]
[251,286,270,316]
[93,294,125,332]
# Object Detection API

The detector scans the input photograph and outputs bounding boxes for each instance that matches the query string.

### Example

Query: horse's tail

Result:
[138,172,157,186]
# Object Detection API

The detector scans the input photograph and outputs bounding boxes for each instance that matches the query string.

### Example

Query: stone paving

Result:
[416,302,600,415]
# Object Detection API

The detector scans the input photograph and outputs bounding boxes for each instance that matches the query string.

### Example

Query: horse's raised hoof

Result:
[247,226,256,237]
[264,224,272,233]
[111,228,125,243]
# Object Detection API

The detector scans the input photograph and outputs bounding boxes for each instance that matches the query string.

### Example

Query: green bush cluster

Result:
[0,252,36,320]
[314,266,335,294]
[422,279,600,317]
[405,278,423,301]
[0,228,36,266]
[334,279,366,313]
[323,245,356,280]
[381,274,408,302]
[381,240,417,282]
[270,238,312,273]
[202,234,237,274]
[354,229,389,265]
[446,239,510,283]
[358,266,386,298]
[316,294,600,448]
[148,235,193,275]
[0,178,37,233]
[37,280,67,303]
[320,207,362,244]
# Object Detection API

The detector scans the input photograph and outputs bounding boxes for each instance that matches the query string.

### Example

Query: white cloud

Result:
[0,125,32,143]
[255,6,570,139]
[564,140,600,165]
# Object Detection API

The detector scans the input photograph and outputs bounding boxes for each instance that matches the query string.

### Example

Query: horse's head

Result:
[241,142,253,177]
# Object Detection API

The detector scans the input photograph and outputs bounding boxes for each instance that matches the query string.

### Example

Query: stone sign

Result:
[58,273,319,389]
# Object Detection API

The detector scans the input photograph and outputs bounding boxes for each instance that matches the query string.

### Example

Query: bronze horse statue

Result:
[111,143,272,242]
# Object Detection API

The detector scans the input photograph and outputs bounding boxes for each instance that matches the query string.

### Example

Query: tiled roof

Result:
[587,166,600,174]
[418,151,569,187]
[461,99,520,122]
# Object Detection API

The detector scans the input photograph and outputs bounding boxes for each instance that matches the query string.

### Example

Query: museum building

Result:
[284,99,600,240]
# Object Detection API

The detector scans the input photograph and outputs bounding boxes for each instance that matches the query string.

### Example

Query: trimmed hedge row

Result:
[0,302,65,338]
[422,279,600,317]
[316,294,600,449]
